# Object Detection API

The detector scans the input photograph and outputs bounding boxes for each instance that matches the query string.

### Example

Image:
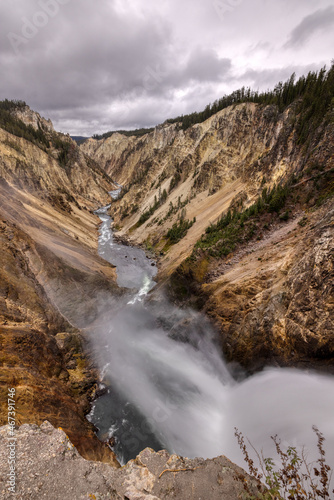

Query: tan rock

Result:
[0,423,267,499]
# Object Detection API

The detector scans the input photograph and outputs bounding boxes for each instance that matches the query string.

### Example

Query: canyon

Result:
[0,105,122,465]
[81,100,334,372]
[0,93,333,498]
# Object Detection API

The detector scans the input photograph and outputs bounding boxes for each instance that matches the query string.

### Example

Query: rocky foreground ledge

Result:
[0,422,266,499]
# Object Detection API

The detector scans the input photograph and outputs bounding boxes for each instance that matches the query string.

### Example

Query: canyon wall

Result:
[1,98,333,477]
[81,101,334,372]
[0,106,121,464]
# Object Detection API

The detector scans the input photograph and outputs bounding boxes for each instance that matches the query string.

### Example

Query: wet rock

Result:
[95,385,109,398]
[107,436,116,447]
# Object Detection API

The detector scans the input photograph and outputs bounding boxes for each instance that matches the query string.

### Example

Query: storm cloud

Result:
[284,6,334,48]
[0,0,333,135]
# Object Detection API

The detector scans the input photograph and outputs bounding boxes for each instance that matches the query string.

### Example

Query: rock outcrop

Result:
[0,422,267,500]
[11,104,55,134]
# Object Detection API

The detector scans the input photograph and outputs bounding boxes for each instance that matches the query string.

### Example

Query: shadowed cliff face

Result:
[0,110,122,465]
[81,101,334,372]
[0,215,120,465]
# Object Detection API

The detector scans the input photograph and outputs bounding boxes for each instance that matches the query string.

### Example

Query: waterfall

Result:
[88,207,334,473]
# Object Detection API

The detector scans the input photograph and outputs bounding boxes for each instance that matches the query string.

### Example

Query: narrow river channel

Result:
[88,203,334,472]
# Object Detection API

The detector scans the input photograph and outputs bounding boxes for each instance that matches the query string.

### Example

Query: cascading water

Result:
[88,202,334,473]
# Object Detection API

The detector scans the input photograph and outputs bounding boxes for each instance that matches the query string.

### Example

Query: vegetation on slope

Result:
[166,217,195,244]
[138,189,168,225]
[127,188,169,227]
[166,63,334,144]
[189,165,334,264]
[0,99,73,159]
[0,99,49,149]
[194,182,290,258]
[235,427,333,499]
[92,127,154,140]
[0,99,114,188]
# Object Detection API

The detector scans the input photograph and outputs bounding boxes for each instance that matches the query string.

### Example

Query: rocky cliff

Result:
[81,100,334,372]
[11,103,55,134]
[0,422,267,499]
[0,104,121,465]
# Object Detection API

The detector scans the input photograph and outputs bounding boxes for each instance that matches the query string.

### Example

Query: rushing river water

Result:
[88,204,334,473]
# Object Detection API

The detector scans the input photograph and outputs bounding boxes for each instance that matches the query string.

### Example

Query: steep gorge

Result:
[0,94,333,497]
[0,105,121,465]
[81,100,334,373]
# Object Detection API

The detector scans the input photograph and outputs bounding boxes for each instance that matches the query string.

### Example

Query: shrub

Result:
[268,185,289,213]
[169,172,181,192]
[298,216,308,227]
[166,218,194,244]
[279,211,289,221]
[235,426,333,499]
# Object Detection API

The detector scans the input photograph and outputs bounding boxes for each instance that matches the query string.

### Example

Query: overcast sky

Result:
[1,0,333,136]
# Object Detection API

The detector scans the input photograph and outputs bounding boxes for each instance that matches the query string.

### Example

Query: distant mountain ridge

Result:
[90,63,334,141]
[71,135,89,145]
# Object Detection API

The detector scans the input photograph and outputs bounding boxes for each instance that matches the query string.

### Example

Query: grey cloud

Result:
[248,41,271,55]
[138,49,232,100]
[240,63,322,89]
[1,0,173,105]
[32,60,329,136]
[185,49,231,83]
[284,6,334,48]
[0,0,332,136]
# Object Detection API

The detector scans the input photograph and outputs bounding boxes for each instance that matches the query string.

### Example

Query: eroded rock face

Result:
[200,202,334,372]
[83,100,334,373]
[0,422,266,500]
[12,104,55,133]
[0,120,121,465]
[80,102,333,280]
[284,209,334,365]
[0,127,112,211]
[0,212,120,465]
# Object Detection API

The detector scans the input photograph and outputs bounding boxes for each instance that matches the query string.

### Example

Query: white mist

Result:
[89,208,334,473]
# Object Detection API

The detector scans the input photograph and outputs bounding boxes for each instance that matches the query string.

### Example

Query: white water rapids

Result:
[88,205,334,474]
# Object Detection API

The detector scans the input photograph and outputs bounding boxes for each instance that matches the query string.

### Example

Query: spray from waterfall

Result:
[87,206,334,472]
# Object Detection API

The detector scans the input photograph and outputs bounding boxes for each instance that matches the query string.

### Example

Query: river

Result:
[88,204,334,475]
